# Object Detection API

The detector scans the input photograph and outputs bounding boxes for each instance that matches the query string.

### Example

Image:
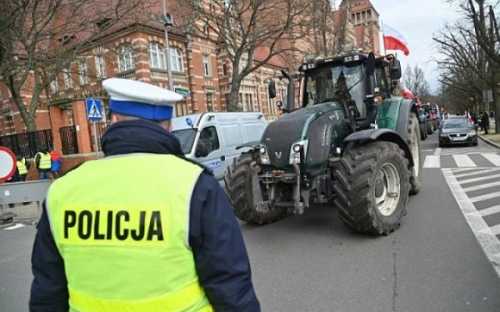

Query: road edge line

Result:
[442,168,500,277]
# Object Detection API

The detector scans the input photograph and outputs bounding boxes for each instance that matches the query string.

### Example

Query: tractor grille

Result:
[262,116,305,168]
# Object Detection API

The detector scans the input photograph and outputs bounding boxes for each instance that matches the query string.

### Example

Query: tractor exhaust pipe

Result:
[281,70,295,113]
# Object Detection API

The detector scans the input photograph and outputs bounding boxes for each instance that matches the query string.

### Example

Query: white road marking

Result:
[470,191,500,203]
[4,223,25,231]
[482,153,500,166]
[423,155,440,168]
[459,173,500,185]
[486,224,500,236]
[434,148,442,156]
[463,181,500,193]
[453,155,477,168]
[455,168,500,178]
[480,205,500,217]
[442,168,500,277]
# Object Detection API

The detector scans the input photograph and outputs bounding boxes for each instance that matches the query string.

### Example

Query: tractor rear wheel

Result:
[332,142,410,235]
[224,153,288,225]
[408,113,423,195]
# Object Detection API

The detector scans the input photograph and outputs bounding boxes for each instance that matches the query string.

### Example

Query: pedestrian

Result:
[482,111,490,134]
[34,149,51,180]
[50,149,62,179]
[30,78,260,312]
[14,156,29,182]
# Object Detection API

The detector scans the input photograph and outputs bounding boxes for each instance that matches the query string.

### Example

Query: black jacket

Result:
[30,120,260,312]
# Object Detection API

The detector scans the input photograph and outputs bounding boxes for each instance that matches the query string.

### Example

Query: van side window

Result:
[198,126,220,154]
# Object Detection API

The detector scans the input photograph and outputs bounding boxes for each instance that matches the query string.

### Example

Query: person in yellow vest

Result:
[30,78,260,312]
[14,156,29,181]
[34,149,51,180]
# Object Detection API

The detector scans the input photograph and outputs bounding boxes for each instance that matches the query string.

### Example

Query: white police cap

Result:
[103,78,184,121]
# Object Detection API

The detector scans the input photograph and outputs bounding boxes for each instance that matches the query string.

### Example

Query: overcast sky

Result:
[370,0,463,93]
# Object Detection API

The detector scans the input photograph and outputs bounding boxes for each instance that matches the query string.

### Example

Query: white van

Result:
[171,112,267,180]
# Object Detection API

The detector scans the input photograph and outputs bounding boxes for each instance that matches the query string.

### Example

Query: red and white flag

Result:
[383,24,410,56]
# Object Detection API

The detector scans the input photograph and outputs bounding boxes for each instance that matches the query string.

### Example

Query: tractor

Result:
[224,52,422,235]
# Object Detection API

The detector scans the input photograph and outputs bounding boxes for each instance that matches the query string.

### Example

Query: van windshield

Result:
[172,128,197,154]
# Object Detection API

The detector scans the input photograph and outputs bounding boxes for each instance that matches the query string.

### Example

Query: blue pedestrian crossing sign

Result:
[86,98,103,121]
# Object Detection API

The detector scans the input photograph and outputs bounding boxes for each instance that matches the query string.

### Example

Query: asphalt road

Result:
[1,134,500,311]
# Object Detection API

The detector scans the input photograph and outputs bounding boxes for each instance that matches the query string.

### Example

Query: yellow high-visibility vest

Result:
[36,152,51,170]
[46,154,213,312]
[17,158,28,175]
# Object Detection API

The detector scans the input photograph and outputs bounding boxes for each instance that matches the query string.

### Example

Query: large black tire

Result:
[332,142,410,235]
[224,153,288,224]
[408,113,423,195]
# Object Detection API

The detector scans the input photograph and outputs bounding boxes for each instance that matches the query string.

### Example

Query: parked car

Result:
[439,116,478,147]
[171,112,268,180]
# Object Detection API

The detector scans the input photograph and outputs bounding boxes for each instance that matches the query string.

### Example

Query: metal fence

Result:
[0,130,53,158]
[59,126,79,155]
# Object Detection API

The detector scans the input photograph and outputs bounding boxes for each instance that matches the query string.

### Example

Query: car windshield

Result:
[171,128,197,154]
[304,63,364,106]
[443,119,468,129]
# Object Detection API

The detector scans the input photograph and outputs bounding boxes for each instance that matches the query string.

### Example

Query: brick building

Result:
[0,0,290,155]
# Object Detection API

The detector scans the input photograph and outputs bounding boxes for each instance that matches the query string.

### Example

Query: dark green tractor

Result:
[224,52,422,235]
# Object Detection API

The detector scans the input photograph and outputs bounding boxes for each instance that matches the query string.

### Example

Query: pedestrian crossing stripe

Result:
[424,153,500,168]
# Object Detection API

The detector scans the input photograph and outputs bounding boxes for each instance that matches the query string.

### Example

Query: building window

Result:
[206,93,214,112]
[95,55,106,79]
[149,42,166,70]
[175,101,188,117]
[79,60,88,85]
[222,63,228,76]
[203,55,211,77]
[169,47,184,72]
[50,79,59,94]
[118,45,134,72]
[63,68,73,89]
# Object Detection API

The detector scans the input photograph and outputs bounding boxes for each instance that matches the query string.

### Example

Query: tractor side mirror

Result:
[268,80,277,99]
[390,59,402,80]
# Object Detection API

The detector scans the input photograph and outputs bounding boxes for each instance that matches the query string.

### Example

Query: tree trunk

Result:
[495,86,500,134]
[7,78,38,132]
[228,74,242,112]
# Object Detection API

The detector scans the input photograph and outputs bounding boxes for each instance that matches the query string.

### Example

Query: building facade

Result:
[0,1,289,155]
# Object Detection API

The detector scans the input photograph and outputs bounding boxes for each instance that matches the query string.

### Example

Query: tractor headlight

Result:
[259,146,271,165]
[289,140,308,164]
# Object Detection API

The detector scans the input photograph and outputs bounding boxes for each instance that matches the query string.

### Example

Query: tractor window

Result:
[304,64,364,106]
[375,67,388,93]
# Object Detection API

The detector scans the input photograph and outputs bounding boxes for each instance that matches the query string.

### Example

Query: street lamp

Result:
[162,0,174,91]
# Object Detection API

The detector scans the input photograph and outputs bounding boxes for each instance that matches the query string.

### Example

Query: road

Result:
[1,134,500,311]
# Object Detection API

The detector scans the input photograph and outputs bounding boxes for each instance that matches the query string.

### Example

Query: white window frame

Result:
[79,60,89,85]
[118,45,134,72]
[63,68,73,89]
[95,54,106,79]
[50,79,59,94]
[149,42,166,70]
[203,55,211,77]
[169,47,184,72]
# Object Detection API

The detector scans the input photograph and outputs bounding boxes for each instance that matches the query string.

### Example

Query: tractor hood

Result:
[262,103,345,168]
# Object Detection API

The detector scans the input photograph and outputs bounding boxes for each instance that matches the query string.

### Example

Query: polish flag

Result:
[383,24,410,56]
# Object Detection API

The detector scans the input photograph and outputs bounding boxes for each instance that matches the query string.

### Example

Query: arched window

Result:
[169,47,184,72]
[117,45,134,72]
[149,42,166,70]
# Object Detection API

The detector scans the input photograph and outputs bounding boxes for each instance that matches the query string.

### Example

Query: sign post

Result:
[85,98,104,155]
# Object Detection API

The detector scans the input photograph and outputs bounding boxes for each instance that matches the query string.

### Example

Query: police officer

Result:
[14,156,29,181]
[30,78,260,311]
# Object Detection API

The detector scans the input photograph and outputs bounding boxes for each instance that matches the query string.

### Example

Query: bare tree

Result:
[0,0,145,131]
[403,64,431,99]
[190,0,310,111]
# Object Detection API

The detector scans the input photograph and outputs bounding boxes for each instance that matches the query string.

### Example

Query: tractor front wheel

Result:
[224,153,288,225]
[332,142,410,235]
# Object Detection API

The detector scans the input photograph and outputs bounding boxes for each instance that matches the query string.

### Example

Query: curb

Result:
[479,135,500,150]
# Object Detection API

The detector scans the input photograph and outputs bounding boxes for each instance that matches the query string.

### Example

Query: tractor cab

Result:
[298,53,402,130]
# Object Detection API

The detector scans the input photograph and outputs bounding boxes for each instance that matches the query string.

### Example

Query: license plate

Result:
[451,136,466,141]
